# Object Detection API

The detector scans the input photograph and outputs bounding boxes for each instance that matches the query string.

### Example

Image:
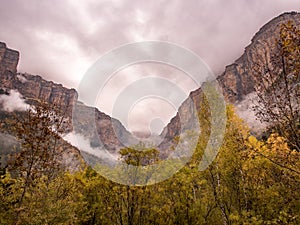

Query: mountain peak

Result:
[159,12,300,150]
[0,42,19,74]
[251,11,300,44]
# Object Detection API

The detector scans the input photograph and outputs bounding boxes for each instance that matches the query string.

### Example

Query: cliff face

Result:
[0,72,78,115]
[0,42,19,75]
[0,43,78,115]
[218,11,300,103]
[159,12,300,150]
[0,43,82,169]
[0,42,132,163]
[72,102,134,152]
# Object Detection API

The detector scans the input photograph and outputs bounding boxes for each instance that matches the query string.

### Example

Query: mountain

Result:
[1,12,299,166]
[0,41,135,168]
[158,11,300,151]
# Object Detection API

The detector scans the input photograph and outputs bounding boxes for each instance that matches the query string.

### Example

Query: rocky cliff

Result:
[0,42,78,115]
[0,42,19,75]
[159,12,300,150]
[0,41,133,165]
[218,11,300,103]
[0,72,78,115]
[72,101,134,152]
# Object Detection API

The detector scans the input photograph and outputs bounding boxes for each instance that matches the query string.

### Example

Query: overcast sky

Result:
[0,0,299,134]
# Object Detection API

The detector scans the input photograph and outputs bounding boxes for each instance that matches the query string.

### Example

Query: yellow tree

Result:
[253,21,300,151]
[6,101,72,223]
[241,134,300,224]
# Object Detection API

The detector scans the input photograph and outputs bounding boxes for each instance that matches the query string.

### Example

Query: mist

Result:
[0,90,29,112]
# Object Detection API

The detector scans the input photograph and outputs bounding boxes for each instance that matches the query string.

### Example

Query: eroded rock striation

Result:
[0,42,19,75]
[0,41,133,167]
[159,12,300,150]
[218,11,300,102]
[0,43,78,116]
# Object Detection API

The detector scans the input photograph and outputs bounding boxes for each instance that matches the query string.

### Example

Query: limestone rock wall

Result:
[218,11,300,102]
[0,42,78,115]
[0,42,19,74]
[159,12,300,150]
[0,41,131,160]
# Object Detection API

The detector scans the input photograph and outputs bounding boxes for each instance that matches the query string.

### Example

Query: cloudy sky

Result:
[0,0,299,134]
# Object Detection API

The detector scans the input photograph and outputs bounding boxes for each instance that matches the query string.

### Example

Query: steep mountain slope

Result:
[159,11,300,151]
[0,42,134,168]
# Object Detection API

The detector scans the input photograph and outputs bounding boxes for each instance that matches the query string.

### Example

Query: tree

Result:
[0,155,5,176]
[201,105,300,224]
[12,173,88,225]
[241,134,300,224]
[119,143,159,167]
[0,172,21,224]
[253,21,300,151]
[7,101,70,223]
[118,144,159,225]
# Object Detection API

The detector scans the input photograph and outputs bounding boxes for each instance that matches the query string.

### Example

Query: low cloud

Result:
[234,93,268,133]
[63,132,118,162]
[0,90,29,112]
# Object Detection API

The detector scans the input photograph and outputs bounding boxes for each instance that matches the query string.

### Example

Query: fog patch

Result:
[234,93,267,133]
[0,90,29,112]
[63,132,118,164]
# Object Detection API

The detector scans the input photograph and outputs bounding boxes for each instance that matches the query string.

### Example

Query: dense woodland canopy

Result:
[0,22,299,225]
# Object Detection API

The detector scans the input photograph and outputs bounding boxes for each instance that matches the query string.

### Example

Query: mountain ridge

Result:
[0,42,134,152]
[159,11,300,151]
[1,11,299,159]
